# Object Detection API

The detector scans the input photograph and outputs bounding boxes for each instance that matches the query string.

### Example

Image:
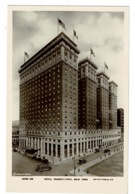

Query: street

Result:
[12,143,123,176]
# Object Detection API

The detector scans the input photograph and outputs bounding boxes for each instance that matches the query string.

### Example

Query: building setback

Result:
[109,81,118,129]
[117,108,124,133]
[18,32,121,163]
[78,58,98,130]
[97,72,110,130]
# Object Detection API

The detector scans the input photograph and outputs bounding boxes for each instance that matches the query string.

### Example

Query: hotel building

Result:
[18,32,121,163]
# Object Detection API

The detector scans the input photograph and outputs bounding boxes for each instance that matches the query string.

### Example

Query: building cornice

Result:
[78,57,98,70]
[19,32,80,74]
[97,71,110,80]
[109,81,118,87]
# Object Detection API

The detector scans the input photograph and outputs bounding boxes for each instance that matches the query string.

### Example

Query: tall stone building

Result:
[97,72,110,130]
[19,32,80,161]
[18,32,121,163]
[78,58,97,130]
[109,81,118,129]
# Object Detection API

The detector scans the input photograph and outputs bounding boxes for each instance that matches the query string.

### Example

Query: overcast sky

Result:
[13,10,127,120]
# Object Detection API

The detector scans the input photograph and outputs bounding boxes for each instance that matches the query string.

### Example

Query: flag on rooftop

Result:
[73,30,78,39]
[90,47,95,57]
[58,18,66,30]
[24,52,29,59]
[104,62,108,70]
[24,51,29,63]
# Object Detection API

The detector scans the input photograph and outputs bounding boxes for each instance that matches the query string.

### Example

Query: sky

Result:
[12,10,127,120]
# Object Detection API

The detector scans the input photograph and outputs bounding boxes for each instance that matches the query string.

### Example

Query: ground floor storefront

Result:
[19,129,121,163]
[12,142,123,176]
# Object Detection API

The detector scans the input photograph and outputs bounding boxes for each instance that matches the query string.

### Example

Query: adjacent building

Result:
[117,108,124,133]
[12,121,19,146]
[78,58,97,130]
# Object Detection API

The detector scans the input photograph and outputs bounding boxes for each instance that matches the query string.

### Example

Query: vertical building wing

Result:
[78,58,98,130]
[97,72,110,130]
[109,81,118,129]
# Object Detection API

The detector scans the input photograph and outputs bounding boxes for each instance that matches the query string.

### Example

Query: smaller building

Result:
[12,121,19,146]
[117,108,124,133]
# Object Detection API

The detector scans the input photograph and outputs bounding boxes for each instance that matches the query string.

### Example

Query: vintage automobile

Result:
[104,149,110,153]
[35,163,52,172]
[12,147,17,152]
[95,148,100,153]
[78,159,87,165]
[42,158,49,164]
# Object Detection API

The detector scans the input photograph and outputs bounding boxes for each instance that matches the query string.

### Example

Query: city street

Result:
[12,151,75,176]
[12,143,123,176]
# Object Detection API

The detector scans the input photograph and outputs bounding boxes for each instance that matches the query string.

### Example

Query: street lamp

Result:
[73,157,76,175]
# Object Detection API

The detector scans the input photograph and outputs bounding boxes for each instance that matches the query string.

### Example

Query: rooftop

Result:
[19,32,80,73]
[97,71,110,80]
[78,57,98,69]
[109,81,118,87]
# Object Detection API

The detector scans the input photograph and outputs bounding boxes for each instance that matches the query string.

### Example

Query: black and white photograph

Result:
[7,5,128,193]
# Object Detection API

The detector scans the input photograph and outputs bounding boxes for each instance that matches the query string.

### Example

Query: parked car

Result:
[78,159,87,165]
[35,163,52,172]
[42,158,49,164]
[95,148,100,153]
[13,147,17,152]
[104,149,110,153]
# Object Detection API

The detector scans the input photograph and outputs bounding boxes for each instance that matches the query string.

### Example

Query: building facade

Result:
[19,32,79,132]
[18,32,121,163]
[78,58,97,130]
[19,32,81,161]
[109,81,118,129]
[97,72,110,130]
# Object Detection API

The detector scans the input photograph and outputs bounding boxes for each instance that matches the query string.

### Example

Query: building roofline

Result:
[97,71,110,80]
[18,32,80,73]
[78,57,98,69]
[109,81,118,87]
[117,108,124,111]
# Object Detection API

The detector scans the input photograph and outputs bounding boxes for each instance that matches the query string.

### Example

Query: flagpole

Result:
[73,33,74,42]
[57,18,59,35]
[90,47,91,61]
[24,52,25,63]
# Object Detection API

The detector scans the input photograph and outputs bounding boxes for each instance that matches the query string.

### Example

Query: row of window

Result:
[21,56,62,81]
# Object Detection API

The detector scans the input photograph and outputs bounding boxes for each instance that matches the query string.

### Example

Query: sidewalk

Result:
[51,142,124,165]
